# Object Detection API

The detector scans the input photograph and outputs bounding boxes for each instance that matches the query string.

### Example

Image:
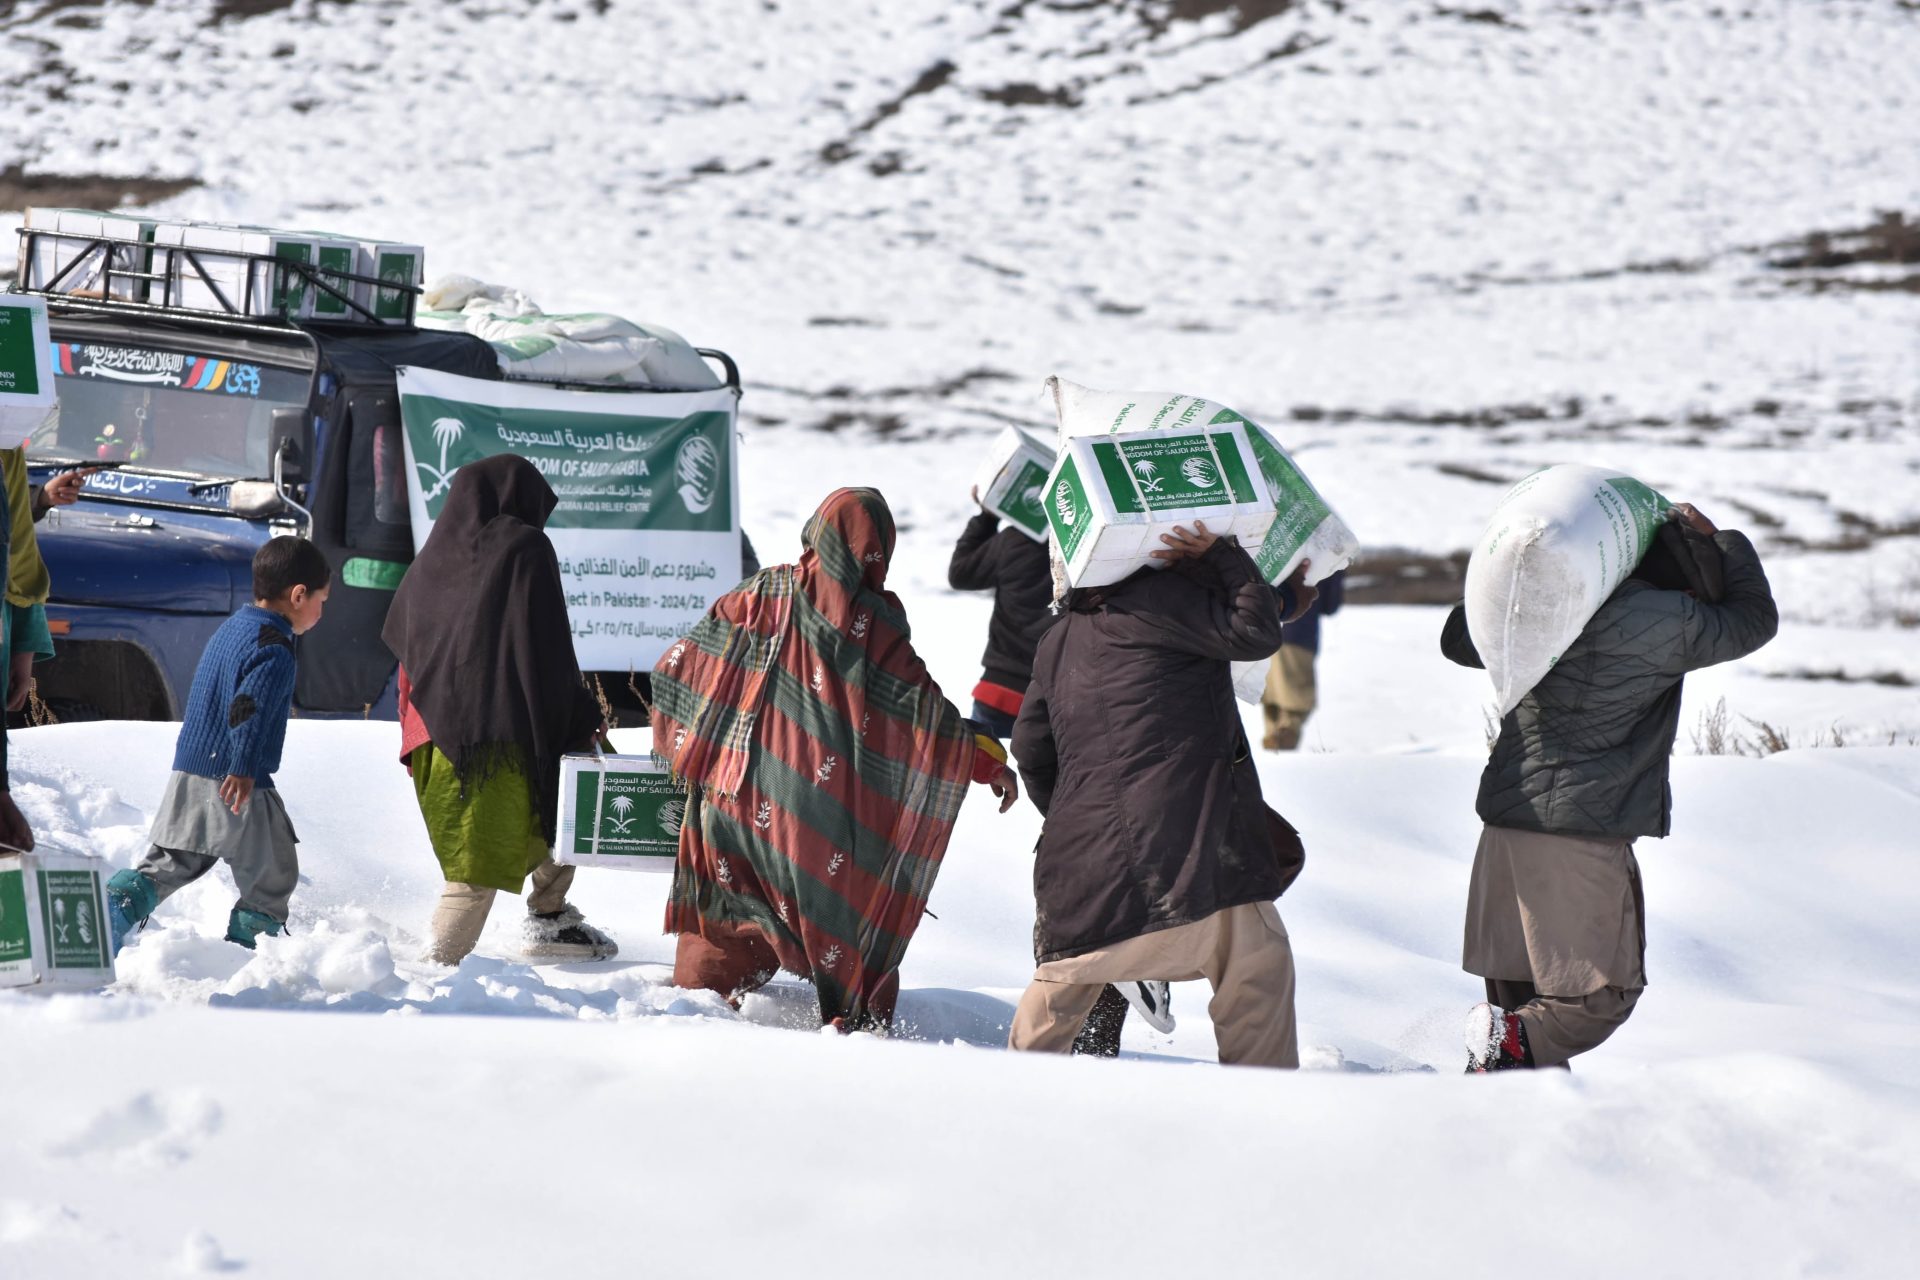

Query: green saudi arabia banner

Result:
[396,366,742,671]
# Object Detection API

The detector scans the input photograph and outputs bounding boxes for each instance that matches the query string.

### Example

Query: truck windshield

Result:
[30,340,308,479]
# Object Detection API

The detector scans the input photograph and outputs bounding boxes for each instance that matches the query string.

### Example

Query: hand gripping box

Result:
[0,850,117,991]
[972,425,1055,543]
[1044,422,1276,590]
[555,754,685,872]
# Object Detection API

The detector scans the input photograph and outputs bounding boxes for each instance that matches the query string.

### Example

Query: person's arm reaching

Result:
[1133,525,1285,661]
[1666,508,1778,672]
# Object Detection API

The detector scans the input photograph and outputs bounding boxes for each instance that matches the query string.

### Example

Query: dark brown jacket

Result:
[1011,539,1284,962]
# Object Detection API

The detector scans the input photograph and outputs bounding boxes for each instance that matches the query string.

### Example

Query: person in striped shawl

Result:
[651,487,1019,1029]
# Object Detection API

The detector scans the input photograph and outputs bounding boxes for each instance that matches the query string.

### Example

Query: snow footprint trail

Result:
[47,1090,224,1167]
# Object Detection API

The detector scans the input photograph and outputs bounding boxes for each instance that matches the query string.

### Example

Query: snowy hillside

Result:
[3,1,1920,1275]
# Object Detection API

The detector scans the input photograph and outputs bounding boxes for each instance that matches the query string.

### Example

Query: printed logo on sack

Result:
[675,434,721,515]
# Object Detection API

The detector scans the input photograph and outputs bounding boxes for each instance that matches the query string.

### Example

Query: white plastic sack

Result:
[1048,377,1359,702]
[1465,464,1673,716]
[416,276,722,390]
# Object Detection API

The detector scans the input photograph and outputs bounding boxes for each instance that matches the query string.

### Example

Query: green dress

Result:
[409,744,548,893]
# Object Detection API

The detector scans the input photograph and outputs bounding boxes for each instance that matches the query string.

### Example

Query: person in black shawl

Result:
[382,455,615,964]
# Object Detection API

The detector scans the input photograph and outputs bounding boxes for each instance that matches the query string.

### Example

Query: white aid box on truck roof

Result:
[0,850,117,991]
[972,425,1055,543]
[18,207,157,302]
[359,240,425,322]
[0,293,57,449]
[555,753,684,872]
[1465,463,1674,716]
[1045,422,1276,590]
[152,221,326,318]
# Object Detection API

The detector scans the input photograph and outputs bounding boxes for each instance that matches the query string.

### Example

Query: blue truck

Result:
[12,232,738,723]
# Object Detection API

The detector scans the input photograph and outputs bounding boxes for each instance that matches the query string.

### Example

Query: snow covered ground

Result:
[3,0,1919,1274]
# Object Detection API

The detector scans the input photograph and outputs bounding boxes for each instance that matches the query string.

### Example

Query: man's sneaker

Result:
[105,869,159,954]
[1465,1002,1534,1072]
[1117,980,1176,1034]
[522,904,618,961]
[225,906,284,951]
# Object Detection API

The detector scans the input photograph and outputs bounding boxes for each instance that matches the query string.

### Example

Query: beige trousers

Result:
[1260,644,1317,750]
[427,858,575,965]
[1009,902,1299,1069]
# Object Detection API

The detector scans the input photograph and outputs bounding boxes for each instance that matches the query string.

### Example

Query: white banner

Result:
[397,366,741,670]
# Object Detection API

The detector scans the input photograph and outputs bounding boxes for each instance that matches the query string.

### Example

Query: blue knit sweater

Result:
[171,605,298,788]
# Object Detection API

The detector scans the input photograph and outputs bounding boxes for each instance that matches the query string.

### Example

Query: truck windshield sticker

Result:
[53,343,266,398]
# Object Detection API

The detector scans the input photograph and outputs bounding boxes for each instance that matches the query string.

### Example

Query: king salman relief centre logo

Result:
[675,434,720,515]
[1054,477,1077,526]
[656,798,686,837]
[1180,456,1217,490]
[417,416,466,502]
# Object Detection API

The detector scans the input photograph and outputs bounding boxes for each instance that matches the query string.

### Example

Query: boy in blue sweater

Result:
[107,537,331,951]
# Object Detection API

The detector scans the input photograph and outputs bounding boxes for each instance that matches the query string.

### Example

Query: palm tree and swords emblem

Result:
[416,416,467,502]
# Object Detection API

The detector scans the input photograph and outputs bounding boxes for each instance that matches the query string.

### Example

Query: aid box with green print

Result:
[18,206,157,303]
[555,754,684,872]
[972,425,1055,543]
[0,850,117,990]
[1044,421,1277,590]
[0,293,57,449]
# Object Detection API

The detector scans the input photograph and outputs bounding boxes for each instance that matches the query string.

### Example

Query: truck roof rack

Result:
[13,226,421,332]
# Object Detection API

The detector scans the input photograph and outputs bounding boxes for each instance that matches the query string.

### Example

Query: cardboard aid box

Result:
[555,753,685,872]
[0,293,57,449]
[18,207,157,302]
[360,240,425,322]
[152,222,350,319]
[0,850,117,990]
[972,425,1055,543]
[1044,422,1276,590]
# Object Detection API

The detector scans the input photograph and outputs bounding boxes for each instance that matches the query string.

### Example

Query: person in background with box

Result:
[651,487,1020,1030]
[104,537,331,951]
[382,455,618,965]
[1007,524,1316,1068]
[949,484,1055,739]
[1260,568,1345,752]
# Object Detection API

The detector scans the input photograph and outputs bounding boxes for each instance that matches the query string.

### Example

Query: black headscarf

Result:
[382,454,601,842]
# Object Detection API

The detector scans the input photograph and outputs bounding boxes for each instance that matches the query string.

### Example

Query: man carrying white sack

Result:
[1441,503,1777,1071]
[1008,523,1316,1068]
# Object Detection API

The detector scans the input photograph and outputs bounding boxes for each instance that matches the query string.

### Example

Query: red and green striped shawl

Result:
[650,488,977,1026]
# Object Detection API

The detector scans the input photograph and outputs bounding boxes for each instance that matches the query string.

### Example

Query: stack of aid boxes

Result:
[16,207,158,302]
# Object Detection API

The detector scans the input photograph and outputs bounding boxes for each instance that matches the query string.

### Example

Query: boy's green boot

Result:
[105,869,160,954]
[225,906,284,950]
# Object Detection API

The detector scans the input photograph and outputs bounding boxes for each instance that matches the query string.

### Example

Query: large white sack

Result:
[416,276,722,389]
[1465,464,1673,716]
[1048,377,1359,702]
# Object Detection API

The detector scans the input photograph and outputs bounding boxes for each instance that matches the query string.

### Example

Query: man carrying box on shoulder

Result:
[1007,522,1315,1068]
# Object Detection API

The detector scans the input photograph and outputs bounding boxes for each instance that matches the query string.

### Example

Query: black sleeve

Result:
[1010,674,1057,817]
[948,512,1003,591]
[1127,539,1283,662]
[1669,530,1778,673]
[1440,603,1484,669]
